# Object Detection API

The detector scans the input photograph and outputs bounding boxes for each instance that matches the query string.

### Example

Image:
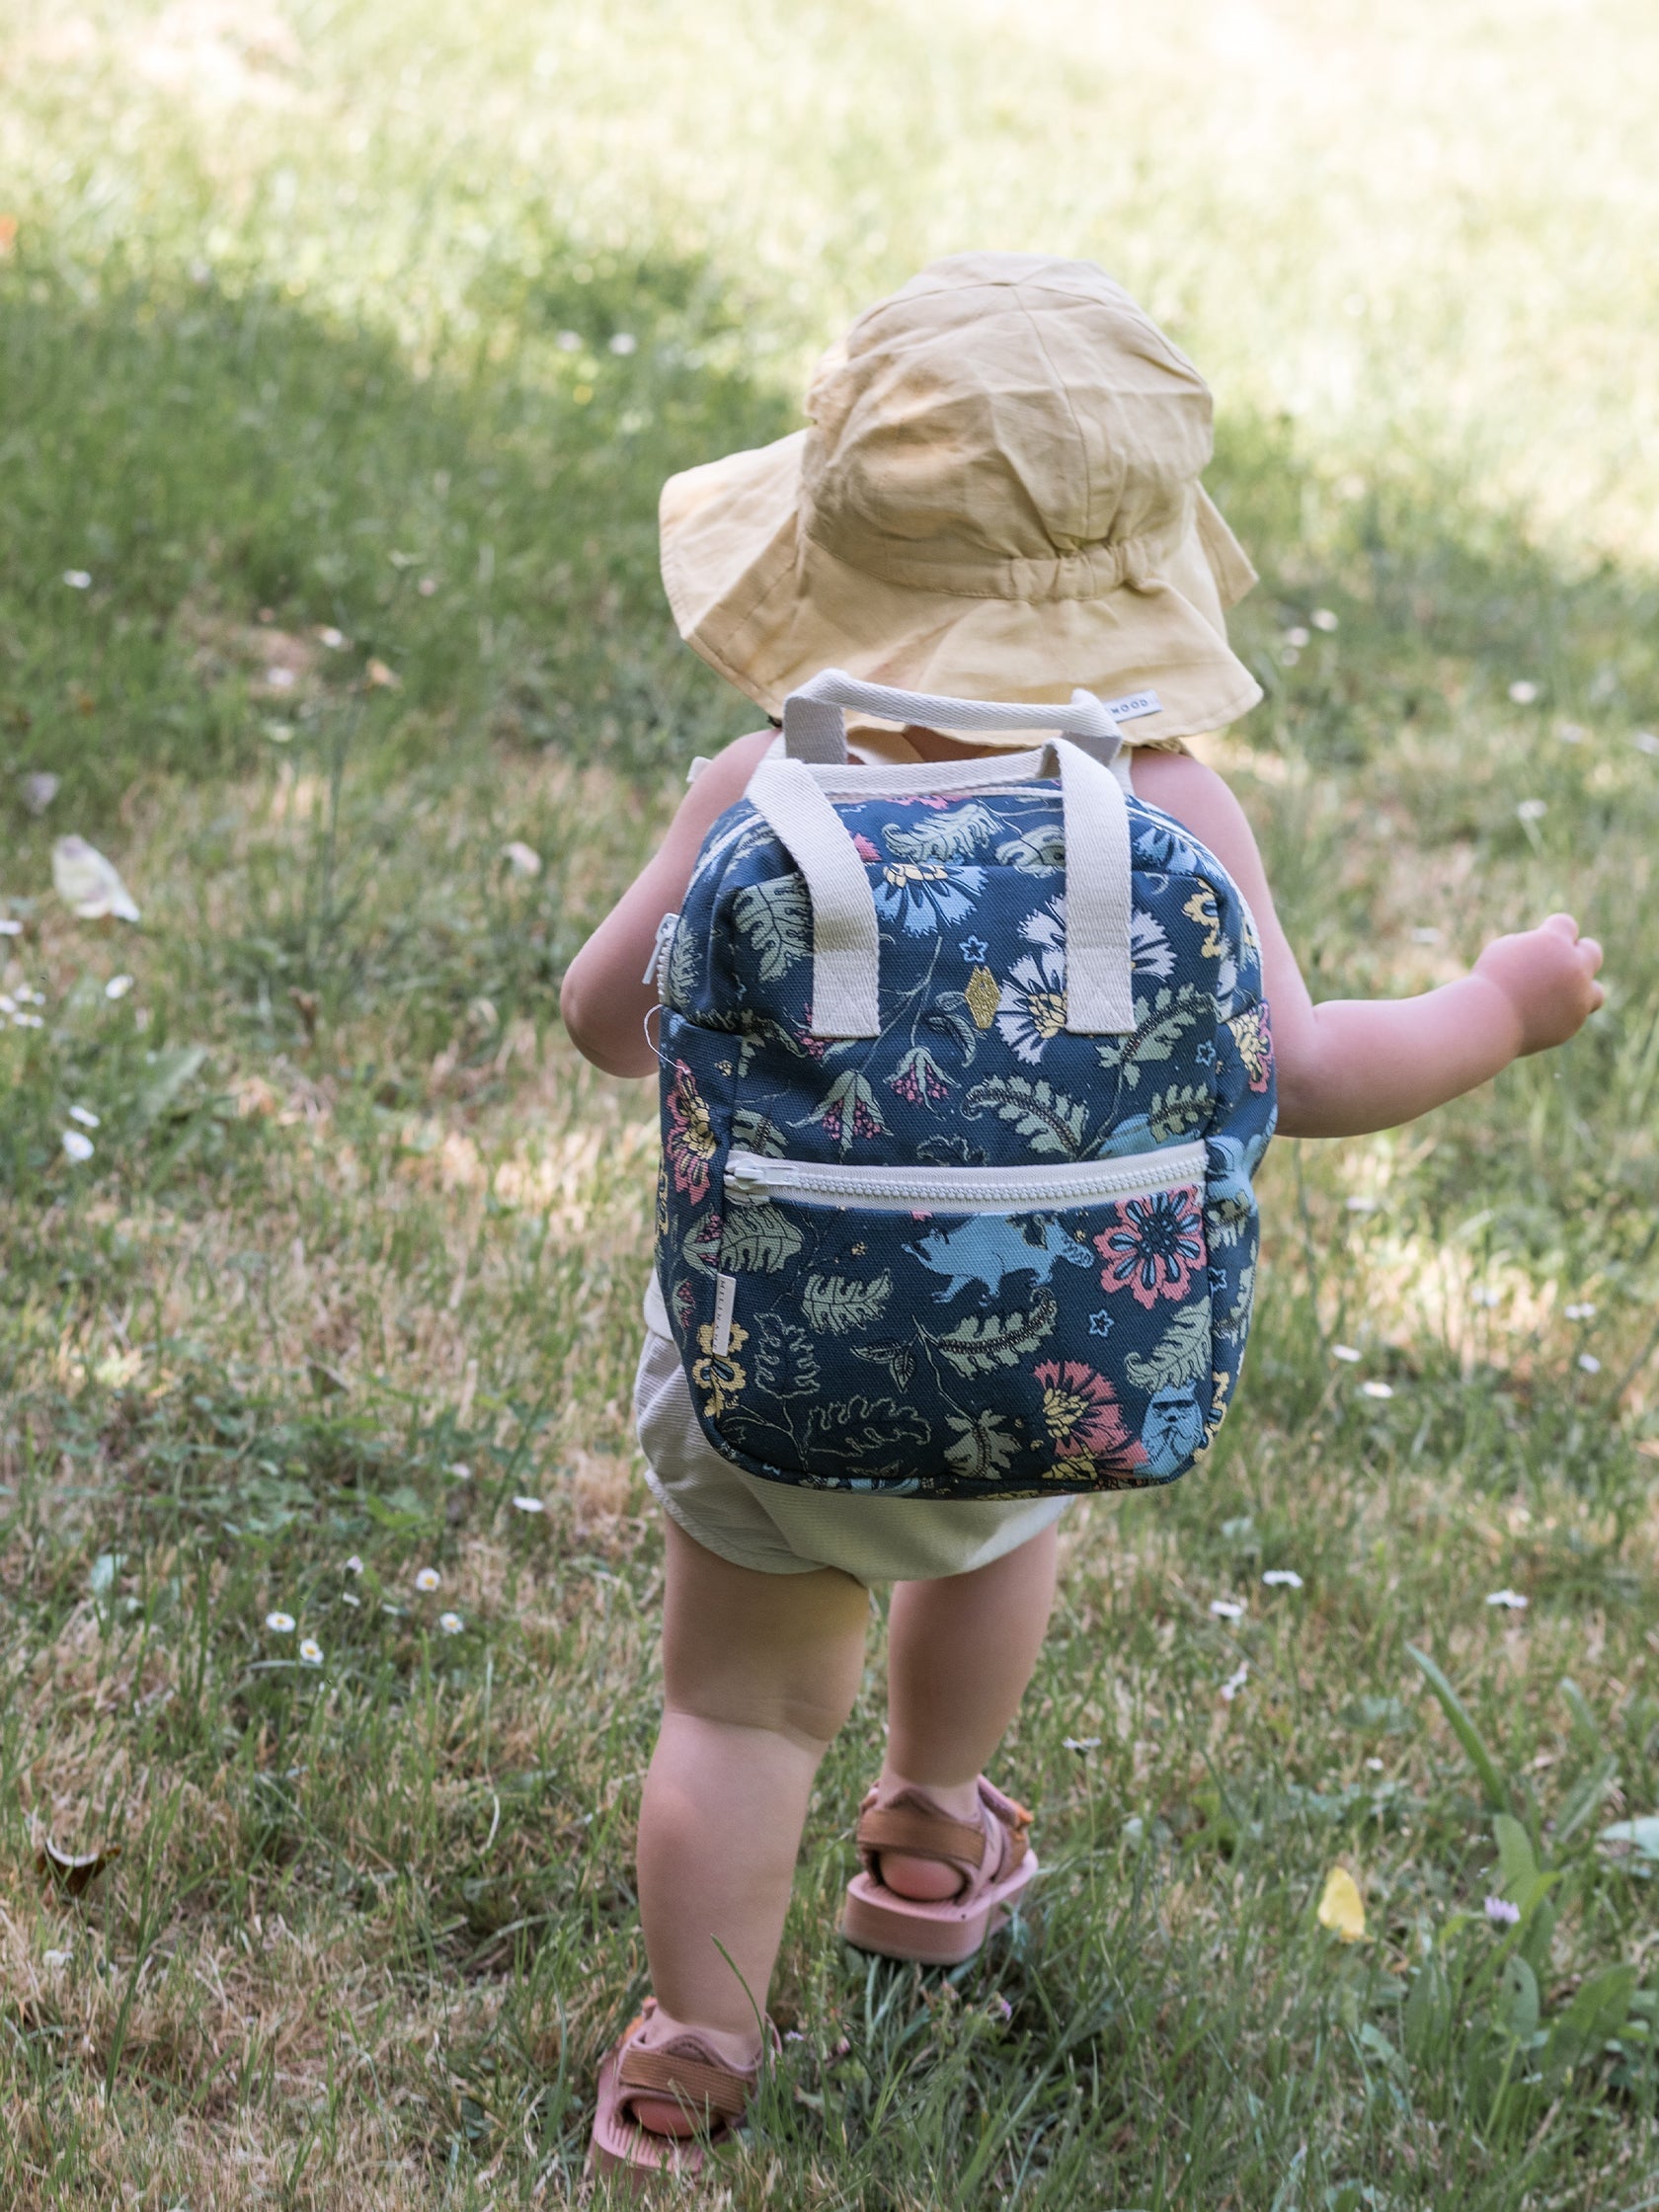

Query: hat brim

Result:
[660,430,1263,744]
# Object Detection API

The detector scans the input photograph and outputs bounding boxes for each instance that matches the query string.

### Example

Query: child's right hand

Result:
[1472,913,1605,1055]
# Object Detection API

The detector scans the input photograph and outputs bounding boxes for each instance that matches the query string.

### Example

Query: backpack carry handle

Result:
[780,667,1123,766]
[749,709,1136,1041]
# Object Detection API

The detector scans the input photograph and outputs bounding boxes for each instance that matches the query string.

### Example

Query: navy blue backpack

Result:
[652,671,1276,1498]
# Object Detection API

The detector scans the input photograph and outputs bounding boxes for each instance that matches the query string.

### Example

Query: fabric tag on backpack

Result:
[1101,688,1162,724]
[711,1271,739,1356]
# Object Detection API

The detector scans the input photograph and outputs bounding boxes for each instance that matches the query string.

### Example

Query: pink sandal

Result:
[841,1777,1038,1965]
[588,1998,771,2189]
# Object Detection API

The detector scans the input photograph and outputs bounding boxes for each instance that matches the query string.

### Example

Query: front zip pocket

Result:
[723,1141,1206,1215]
[697,1137,1219,1498]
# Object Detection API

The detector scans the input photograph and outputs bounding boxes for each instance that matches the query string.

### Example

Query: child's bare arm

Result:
[1131,751,1605,1140]
[560,731,776,1077]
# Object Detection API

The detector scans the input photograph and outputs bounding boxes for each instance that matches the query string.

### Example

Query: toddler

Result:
[559,253,1603,2181]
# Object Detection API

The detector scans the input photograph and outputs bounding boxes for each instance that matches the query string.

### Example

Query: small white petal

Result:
[345,1554,363,1576]
[1485,1894,1521,1924]
[1578,1353,1602,1374]
[438,1612,463,1634]
[341,1591,359,1609]
[62,569,92,589]
[68,1105,100,1129]
[444,1461,471,1480]
[0,918,21,936]
[1563,1302,1596,1320]
[265,1611,296,1633]
[414,1566,440,1592]
[1332,1343,1363,1363]
[298,1638,323,1666]
[105,974,134,999]
[1211,1598,1246,1620]
[1284,626,1311,649]
[1470,1287,1503,1307]
[1410,925,1442,944]
[1634,731,1659,757]
[502,840,542,877]
[1220,1661,1249,1701]
[1508,679,1540,705]
[1516,798,1547,823]
[1262,1569,1304,1589]
[52,835,140,923]
[316,626,347,649]
[1365,1757,1384,1773]
[264,665,296,689]
[1310,608,1339,632]
[1360,1380,1395,1400]
[608,331,637,355]
[1063,1735,1102,1753]
[1345,1196,1379,1214]
[1485,1589,1529,1611]
[513,1495,546,1515]
[61,1130,95,1162]
[1556,722,1586,745]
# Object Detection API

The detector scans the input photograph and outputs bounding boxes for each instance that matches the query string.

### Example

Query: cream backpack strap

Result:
[750,672,1138,1039]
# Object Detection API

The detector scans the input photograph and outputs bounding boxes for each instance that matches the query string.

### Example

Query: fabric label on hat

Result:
[1101,689,1162,724]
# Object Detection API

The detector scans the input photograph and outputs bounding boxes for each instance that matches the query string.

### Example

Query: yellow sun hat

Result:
[660,252,1262,747]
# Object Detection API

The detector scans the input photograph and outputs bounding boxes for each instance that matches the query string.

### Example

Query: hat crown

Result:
[801,254,1215,603]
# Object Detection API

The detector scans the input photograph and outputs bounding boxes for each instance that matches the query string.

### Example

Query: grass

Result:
[3,1,1659,2204]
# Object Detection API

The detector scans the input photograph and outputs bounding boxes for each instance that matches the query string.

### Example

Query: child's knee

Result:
[666,1667,860,1752]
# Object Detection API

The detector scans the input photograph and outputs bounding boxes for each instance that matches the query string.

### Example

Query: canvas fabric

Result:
[652,689,1277,1501]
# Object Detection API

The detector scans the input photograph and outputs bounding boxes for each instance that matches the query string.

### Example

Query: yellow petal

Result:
[1317,1865,1368,1942]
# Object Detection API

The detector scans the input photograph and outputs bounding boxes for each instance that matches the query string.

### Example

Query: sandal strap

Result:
[618,2044,754,2125]
[856,1802,987,1869]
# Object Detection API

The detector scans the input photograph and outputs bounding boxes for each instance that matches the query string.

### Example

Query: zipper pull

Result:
[643,910,679,991]
[726,1152,793,1198]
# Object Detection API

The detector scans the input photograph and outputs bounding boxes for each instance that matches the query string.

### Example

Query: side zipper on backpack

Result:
[643,910,679,994]
[723,1140,1207,1214]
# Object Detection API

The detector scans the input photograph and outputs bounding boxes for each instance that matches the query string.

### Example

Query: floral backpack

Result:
[651,670,1276,1498]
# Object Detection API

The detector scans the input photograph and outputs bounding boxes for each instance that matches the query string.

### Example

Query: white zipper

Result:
[723,1139,1206,1214]
[643,910,679,993]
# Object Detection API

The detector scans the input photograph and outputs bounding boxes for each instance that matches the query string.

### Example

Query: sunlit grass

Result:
[3,2,1659,2205]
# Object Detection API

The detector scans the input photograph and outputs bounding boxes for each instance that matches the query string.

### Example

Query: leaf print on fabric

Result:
[691,1319,748,1417]
[964,966,1000,1030]
[915,1133,988,1168]
[963,1074,1087,1158]
[1132,816,1203,874]
[803,1271,894,1335]
[1227,1002,1274,1094]
[721,1200,804,1274]
[923,990,983,1066]
[805,1394,932,1474]
[852,1339,917,1390]
[732,1107,789,1157]
[887,1045,953,1104]
[1124,1301,1212,1392]
[1094,1186,1207,1309]
[883,803,1000,862]
[874,861,987,936]
[666,1062,716,1204]
[995,825,1064,873]
[751,1311,820,1398]
[930,1290,1059,1375]
[733,874,811,982]
[944,1410,1022,1483]
[681,1207,722,1277]
[803,1068,886,1154]
[995,945,1067,1064]
[1215,1261,1256,1344]
[1034,1360,1146,1480]
[1092,985,1208,1089]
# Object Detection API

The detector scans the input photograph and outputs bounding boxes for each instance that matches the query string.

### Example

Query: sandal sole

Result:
[840,1846,1039,1965]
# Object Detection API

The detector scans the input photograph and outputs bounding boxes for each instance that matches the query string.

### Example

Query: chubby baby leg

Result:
[876,1524,1058,1899]
[631,1516,868,2135]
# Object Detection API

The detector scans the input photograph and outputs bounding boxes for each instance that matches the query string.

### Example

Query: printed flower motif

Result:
[666,1061,716,1204]
[887,1045,953,1105]
[672,1277,696,1332]
[1023,895,1174,980]
[805,1069,885,1151]
[995,946,1068,1065]
[1228,1004,1273,1094]
[1087,1309,1114,1339]
[692,1318,748,1417]
[959,935,988,963]
[874,860,986,936]
[1183,885,1224,960]
[852,832,881,862]
[1094,1186,1207,1309]
[1034,1360,1146,1479]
